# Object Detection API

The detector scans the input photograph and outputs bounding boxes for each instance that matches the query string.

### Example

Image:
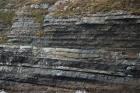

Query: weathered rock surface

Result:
[7,7,40,45]
[0,12,140,92]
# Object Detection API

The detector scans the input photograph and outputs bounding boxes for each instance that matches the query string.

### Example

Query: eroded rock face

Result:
[0,12,140,92]
[7,8,40,45]
[43,12,140,49]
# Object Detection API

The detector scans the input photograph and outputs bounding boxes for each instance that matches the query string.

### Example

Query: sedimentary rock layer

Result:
[0,12,140,92]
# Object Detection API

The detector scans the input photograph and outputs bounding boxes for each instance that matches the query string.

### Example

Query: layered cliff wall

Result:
[0,10,140,92]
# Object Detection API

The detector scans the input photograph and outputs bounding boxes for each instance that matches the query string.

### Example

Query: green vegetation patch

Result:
[31,9,45,23]
[0,35,8,44]
[0,11,15,25]
[33,0,57,5]
[53,0,140,16]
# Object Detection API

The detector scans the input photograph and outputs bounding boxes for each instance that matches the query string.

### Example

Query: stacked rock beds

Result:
[0,12,140,92]
[7,9,40,45]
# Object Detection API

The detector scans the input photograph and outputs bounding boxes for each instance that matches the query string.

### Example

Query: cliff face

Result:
[7,8,40,45]
[0,11,140,93]
[44,13,140,49]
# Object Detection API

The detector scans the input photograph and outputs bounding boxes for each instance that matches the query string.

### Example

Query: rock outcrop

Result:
[7,7,40,45]
[0,11,140,93]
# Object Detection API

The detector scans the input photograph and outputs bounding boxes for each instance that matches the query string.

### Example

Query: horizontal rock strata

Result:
[0,12,140,92]
[7,8,40,45]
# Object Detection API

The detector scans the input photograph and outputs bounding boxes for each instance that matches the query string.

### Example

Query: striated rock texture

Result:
[7,7,40,45]
[0,12,140,93]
